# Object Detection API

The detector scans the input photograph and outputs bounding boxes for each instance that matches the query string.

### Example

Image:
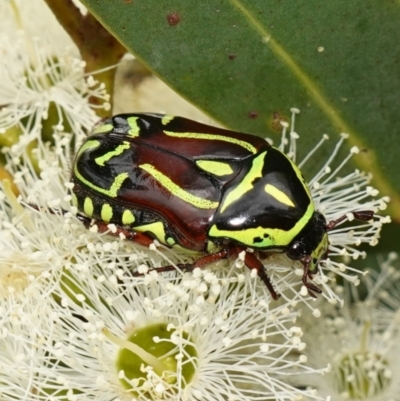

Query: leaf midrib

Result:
[228,0,399,219]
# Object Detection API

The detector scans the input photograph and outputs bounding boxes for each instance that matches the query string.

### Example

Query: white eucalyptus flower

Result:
[0,0,110,158]
[1,135,326,400]
[0,105,390,399]
[0,2,391,401]
[298,253,400,401]
[0,132,162,305]
[0,299,55,401]
[25,259,325,401]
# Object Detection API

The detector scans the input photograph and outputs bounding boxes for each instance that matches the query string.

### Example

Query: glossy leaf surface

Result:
[80,0,400,220]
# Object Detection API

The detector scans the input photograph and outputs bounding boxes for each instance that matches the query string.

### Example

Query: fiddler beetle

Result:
[66,113,373,299]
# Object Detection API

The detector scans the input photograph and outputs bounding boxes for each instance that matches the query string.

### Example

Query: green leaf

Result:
[80,0,400,219]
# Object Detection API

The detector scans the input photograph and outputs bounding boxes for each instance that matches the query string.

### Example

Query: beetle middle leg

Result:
[131,248,234,277]
[131,247,235,279]
[186,247,280,300]
[132,246,280,300]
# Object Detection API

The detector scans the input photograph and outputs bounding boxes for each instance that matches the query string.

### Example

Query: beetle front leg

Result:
[243,251,280,300]
[326,210,374,231]
[301,256,322,298]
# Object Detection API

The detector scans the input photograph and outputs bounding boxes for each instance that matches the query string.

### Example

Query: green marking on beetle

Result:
[166,237,176,246]
[71,192,78,208]
[164,130,257,154]
[135,222,167,244]
[220,151,266,213]
[310,232,328,272]
[196,160,234,176]
[101,203,113,223]
[122,209,135,225]
[140,163,219,209]
[74,164,128,199]
[75,139,101,160]
[95,142,130,166]
[83,197,94,217]
[74,139,128,197]
[206,241,221,253]
[93,123,113,134]
[264,184,295,207]
[209,202,315,248]
[161,115,174,125]
[127,116,140,138]
[173,244,201,255]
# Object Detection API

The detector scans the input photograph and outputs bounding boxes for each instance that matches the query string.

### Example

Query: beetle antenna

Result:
[326,210,374,231]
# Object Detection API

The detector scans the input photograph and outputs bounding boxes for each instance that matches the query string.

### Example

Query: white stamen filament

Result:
[298,135,329,168]
[321,151,355,186]
[309,135,346,185]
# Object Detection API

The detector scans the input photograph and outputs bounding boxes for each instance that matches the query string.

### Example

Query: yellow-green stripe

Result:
[140,163,219,209]
[95,142,130,166]
[164,130,257,154]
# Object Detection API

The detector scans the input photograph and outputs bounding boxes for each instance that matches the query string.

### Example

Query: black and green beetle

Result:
[70,113,373,299]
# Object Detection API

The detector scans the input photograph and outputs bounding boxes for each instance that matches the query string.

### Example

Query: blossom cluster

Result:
[0,1,399,401]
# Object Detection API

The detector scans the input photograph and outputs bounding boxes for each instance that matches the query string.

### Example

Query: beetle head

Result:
[286,211,328,272]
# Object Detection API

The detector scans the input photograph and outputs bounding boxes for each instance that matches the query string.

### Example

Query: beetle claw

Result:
[304,280,322,298]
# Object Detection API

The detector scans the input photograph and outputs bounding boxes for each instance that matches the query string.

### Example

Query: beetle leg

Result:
[301,256,322,298]
[243,251,280,300]
[131,248,234,278]
[132,264,191,276]
[131,246,280,300]
[26,204,156,247]
[257,251,271,261]
[75,214,156,247]
[27,203,279,300]
[326,210,374,231]
[190,248,234,268]
[191,247,280,300]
